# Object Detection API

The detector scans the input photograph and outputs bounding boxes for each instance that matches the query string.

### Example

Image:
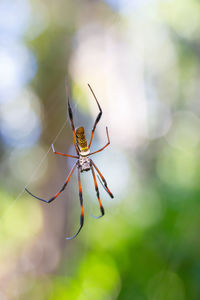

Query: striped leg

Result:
[88,127,110,156]
[66,168,84,240]
[90,164,105,219]
[25,162,77,203]
[88,84,102,148]
[52,144,78,159]
[68,98,79,154]
[91,160,114,199]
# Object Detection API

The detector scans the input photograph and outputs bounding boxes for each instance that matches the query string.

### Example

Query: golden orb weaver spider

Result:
[25,84,114,240]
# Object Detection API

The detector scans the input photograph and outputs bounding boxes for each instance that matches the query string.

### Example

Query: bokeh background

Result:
[0,0,200,299]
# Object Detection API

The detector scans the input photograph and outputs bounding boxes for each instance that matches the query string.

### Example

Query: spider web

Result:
[0,120,67,223]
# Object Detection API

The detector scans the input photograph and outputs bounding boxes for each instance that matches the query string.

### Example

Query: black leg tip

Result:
[65,236,75,240]
[25,187,30,194]
[65,224,83,240]
[90,213,104,219]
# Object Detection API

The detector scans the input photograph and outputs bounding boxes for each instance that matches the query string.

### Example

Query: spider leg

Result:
[68,98,79,154]
[90,164,105,219]
[91,160,114,198]
[88,127,110,156]
[66,168,84,240]
[52,144,78,158]
[88,84,102,148]
[25,162,77,203]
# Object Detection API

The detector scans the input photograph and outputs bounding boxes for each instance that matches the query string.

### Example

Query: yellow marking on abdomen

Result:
[76,127,89,152]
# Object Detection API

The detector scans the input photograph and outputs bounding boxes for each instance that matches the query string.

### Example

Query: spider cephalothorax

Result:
[25,84,114,240]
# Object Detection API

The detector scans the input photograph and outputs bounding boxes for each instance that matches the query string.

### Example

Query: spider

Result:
[25,84,114,240]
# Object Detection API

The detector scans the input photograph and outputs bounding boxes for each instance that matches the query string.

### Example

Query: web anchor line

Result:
[0,120,67,222]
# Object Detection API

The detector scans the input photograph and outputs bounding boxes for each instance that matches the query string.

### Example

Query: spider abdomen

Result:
[79,156,91,172]
[76,127,89,153]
